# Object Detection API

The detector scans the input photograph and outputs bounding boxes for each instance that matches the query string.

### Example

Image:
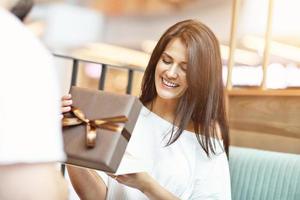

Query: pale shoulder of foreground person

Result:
[0,163,68,200]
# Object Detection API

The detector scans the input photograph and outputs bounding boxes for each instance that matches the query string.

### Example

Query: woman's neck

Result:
[148,96,178,123]
[146,96,195,132]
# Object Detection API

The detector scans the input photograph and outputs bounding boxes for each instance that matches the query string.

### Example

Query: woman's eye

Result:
[180,65,187,72]
[162,59,172,64]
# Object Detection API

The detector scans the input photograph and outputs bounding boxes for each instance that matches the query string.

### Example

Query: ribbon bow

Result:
[63,107,128,148]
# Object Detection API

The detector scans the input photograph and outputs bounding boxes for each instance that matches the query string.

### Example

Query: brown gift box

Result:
[63,86,142,173]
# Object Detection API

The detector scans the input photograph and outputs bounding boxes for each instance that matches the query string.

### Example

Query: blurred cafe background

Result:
[22,0,300,199]
[28,0,300,160]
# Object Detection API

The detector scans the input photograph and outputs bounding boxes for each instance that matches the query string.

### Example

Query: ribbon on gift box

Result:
[63,107,128,148]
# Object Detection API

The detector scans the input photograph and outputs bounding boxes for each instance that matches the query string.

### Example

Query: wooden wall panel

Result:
[230,129,300,154]
[229,95,300,154]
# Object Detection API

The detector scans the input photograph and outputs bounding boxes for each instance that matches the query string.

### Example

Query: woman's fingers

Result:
[107,173,116,178]
[60,94,72,118]
[61,94,72,100]
[61,99,72,114]
[107,173,119,181]
[61,106,71,113]
[61,94,72,113]
[62,99,73,107]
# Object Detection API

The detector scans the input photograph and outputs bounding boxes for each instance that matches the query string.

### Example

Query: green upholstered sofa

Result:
[229,147,300,200]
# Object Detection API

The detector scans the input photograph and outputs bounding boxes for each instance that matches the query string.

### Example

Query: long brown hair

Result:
[140,19,229,157]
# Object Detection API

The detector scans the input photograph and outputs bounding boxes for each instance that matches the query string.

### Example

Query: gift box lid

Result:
[63,86,142,172]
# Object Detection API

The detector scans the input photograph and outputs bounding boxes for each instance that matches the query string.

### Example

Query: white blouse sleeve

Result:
[189,153,232,200]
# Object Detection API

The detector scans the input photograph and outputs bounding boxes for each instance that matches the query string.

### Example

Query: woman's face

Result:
[154,38,188,102]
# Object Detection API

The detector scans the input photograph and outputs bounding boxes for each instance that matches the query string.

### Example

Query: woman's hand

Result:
[108,172,180,200]
[108,172,153,192]
[60,94,72,119]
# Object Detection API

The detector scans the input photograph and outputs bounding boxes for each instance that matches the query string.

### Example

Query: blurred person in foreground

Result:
[0,0,67,199]
[11,0,34,21]
[62,19,231,200]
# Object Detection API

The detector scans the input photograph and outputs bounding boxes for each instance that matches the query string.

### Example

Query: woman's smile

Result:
[161,77,179,88]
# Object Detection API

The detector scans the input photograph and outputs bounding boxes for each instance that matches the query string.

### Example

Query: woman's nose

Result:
[166,64,178,79]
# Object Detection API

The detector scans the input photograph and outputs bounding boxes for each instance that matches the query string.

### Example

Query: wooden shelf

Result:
[227,88,300,97]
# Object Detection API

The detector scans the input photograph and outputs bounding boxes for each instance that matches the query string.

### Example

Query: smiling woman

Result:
[155,38,188,102]
[64,19,231,200]
[140,20,228,152]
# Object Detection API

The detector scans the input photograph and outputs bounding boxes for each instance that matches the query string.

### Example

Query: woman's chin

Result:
[156,91,180,101]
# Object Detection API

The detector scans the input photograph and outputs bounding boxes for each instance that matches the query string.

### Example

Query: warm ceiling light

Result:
[220,45,260,66]
[242,35,300,63]
[73,43,150,69]
[141,40,156,54]
[141,40,260,66]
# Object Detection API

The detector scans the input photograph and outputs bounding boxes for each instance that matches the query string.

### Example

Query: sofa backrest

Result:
[229,147,300,200]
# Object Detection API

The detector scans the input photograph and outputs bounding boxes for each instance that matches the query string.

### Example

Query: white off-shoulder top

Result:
[106,106,231,200]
